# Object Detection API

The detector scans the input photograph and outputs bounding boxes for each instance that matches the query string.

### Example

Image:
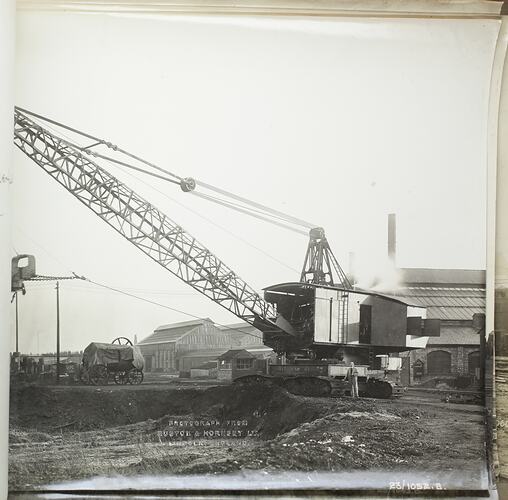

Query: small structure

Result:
[217,349,260,381]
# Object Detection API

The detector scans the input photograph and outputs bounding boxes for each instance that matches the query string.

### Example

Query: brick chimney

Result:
[388,213,396,265]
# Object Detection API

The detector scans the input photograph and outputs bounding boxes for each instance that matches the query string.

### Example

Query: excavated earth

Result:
[9,383,487,490]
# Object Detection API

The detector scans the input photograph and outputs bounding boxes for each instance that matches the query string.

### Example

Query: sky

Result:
[10,12,499,353]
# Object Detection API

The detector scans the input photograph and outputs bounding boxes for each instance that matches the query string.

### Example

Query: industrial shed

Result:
[391,268,485,386]
[137,319,233,373]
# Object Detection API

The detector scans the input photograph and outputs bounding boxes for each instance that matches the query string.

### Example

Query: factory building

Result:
[381,214,486,386]
[137,318,271,375]
[393,268,485,385]
[137,318,232,373]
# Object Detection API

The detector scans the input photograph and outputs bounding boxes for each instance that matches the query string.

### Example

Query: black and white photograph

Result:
[5,1,506,496]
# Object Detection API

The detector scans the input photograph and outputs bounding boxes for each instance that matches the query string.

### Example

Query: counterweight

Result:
[13,108,277,327]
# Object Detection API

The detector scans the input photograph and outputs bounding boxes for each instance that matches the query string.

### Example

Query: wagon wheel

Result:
[114,371,128,385]
[111,337,133,346]
[89,365,109,386]
[127,369,143,385]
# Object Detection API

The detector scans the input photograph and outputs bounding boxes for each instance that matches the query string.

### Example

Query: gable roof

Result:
[138,318,213,345]
[218,349,256,361]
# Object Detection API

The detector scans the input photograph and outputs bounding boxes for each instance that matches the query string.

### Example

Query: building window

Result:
[236,358,254,370]
[427,350,451,375]
[220,360,232,369]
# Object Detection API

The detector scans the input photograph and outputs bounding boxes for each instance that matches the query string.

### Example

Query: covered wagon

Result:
[81,337,144,385]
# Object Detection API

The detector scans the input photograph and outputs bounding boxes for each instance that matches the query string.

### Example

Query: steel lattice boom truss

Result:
[14,109,277,326]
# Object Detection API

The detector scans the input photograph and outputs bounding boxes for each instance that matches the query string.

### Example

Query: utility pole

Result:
[56,281,60,384]
[11,256,83,381]
[15,292,19,353]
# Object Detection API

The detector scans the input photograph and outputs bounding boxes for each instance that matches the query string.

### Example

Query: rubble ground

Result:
[9,383,486,490]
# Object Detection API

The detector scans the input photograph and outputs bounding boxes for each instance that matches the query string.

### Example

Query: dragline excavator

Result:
[13,107,438,398]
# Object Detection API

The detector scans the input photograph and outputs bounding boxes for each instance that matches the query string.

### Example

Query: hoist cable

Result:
[196,179,316,229]
[193,190,303,226]
[191,191,308,236]
[15,106,182,181]
[15,107,316,232]
[17,114,181,187]
[79,149,180,185]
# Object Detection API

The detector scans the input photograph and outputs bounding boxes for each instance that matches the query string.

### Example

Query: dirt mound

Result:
[10,384,206,431]
[10,383,427,439]
[188,384,335,438]
[9,383,487,489]
[177,403,477,475]
[11,383,331,434]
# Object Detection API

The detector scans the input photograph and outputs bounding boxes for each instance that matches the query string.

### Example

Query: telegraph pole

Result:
[15,292,19,353]
[56,281,60,384]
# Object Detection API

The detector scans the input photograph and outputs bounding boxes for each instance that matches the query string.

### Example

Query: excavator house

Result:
[13,107,440,399]
[247,227,439,398]
[256,281,438,397]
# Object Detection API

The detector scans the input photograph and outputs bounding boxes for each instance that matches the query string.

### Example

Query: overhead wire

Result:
[83,277,264,340]
[10,226,265,340]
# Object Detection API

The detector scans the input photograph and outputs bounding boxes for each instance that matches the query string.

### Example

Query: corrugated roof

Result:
[219,349,256,361]
[399,268,485,287]
[390,287,485,321]
[139,318,213,345]
[427,325,480,346]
